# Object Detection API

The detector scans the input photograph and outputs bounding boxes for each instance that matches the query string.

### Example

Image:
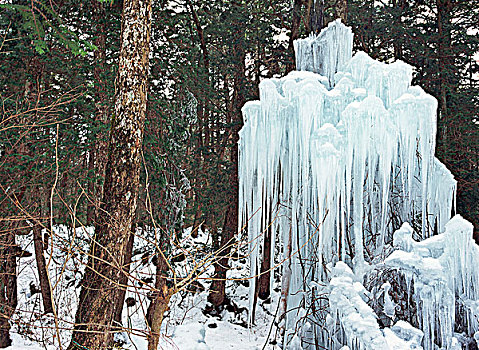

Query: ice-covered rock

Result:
[390,321,424,348]
[329,262,389,349]
[386,215,479,349]
[384,321,424,350]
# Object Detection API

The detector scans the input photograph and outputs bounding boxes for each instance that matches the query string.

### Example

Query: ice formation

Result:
[328,262,424,349]
[238,19,476,349]
[386,216,479,349]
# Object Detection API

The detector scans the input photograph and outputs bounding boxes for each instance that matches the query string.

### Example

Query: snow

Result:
[384,322,424,350]
[8,226,277,350]
[171,323,210,350]
[328,262,389,349]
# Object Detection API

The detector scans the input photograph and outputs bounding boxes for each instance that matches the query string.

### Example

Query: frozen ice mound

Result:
[238,19,476,350]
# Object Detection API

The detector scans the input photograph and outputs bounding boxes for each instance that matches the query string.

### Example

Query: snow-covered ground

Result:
[7,225,280,350]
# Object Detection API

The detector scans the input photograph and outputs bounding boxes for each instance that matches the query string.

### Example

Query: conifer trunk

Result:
[0,226,17,348]
[287,0,304,72]
[257,221,272,301]
[435,0,453,160]
[33,221,53,315]
[68,0,152,348]
[113,229,135,327]
[207,0,246,307]
[308,0,324,34]
[32,187,54,315]
[146,250,171,350]
[87,0,110,225]
[436,0,453,120]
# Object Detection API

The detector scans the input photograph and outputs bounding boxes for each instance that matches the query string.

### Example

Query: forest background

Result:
[0,0,478,348]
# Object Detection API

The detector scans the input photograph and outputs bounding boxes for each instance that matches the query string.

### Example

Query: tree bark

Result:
[0,225,17,348]
[113,228,135,328]
[436,0,453,118]
[33,222,54,315]
[146,250,171,350]
[279,226,293,341]
[32,186,54,315]
[309,0,324,34]
[392,0,405,60]
[257,220,272,301]
[87,0,110,224]
[68,0,152,348]
[287,0,304,72]
[435,0,453,159]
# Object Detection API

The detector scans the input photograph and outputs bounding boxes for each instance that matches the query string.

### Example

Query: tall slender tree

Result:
[68,0,152,348]
[207,0,247,308]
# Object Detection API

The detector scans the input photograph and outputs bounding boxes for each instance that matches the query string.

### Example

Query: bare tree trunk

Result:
[435,0,453,160]
[309,0,324,34]
[0,172,28,348]
[33,210,54,314]
[257,221,272,301]
[146,250,171,350]
[436,0,452,119]
[68,0,152,348]
[287,0,304,72]
[208,205,236,306]
[87,0,110,224]
[392,0,405,60]
[279,227,293,340]
[207,0,246,308]
[0,225,17,348]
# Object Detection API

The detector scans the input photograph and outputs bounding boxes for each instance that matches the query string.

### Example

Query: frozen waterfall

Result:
[239,19,478,349]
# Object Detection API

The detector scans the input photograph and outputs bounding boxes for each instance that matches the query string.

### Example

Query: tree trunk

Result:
[309,0,324,34]
[32,186,54,315]
[257,221,272,301]
[113,228,135,328]
[207,0,246,307]
[392,0,405,60]
[435,0,453,161]
[68,0,152,348]
[0,173,28,348]
[208,205,236,306]
[279,227,293,341]
[146,250,171,350]
[436,0,453,121]
[33,222,54,314]
[87,0,110,225]
[0,226,17,348]
[287,0,304,72]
